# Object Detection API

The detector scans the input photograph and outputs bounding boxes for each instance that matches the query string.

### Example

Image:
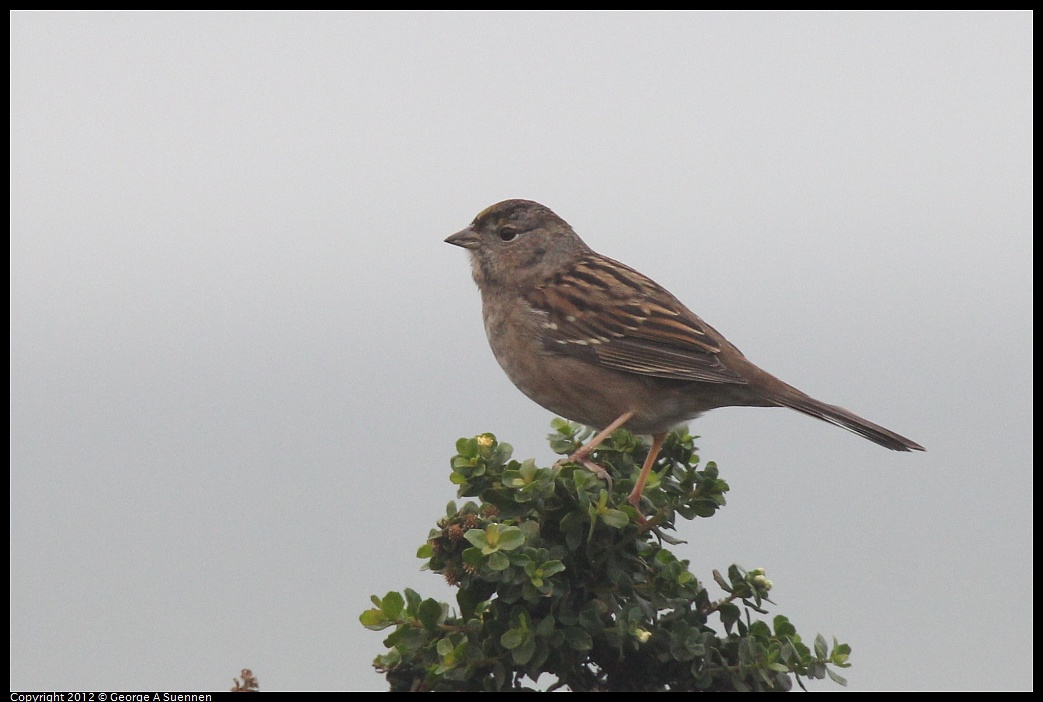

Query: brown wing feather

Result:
[528,255,747,384]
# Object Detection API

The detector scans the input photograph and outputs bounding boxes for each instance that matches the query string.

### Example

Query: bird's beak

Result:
[445,227,480,250]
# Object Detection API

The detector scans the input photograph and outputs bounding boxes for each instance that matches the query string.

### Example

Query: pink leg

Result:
[559,411,636,484]
[628,432,667,508]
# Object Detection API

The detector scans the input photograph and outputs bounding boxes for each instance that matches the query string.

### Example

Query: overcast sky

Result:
[10,11,1032,692]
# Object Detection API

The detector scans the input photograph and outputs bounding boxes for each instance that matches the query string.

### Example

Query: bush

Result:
[361,421,850,691]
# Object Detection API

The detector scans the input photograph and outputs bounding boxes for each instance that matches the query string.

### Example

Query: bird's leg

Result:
[628,431,667,509]
[557,410,635,487]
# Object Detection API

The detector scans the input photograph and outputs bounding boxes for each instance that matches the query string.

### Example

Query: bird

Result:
[445,199,924,510]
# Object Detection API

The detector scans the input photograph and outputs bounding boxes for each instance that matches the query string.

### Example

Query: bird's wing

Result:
[527,254,747,384]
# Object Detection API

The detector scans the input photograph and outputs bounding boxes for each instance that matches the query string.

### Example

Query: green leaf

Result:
[497,526,526,551]
[359,609,389,630]
[512,637,536,665]
[381,591,405,620]
[462,547,484,568]
[600,508,629,528]
[436,637,455,657]
[500,629,525,650]
[403,587,421,614]
[535,614,556,637]
[748,620,771,638]
[689,499,719,517]
[826,667,848,686]
[773,614,796,638]
[831,638,852,663]
[718,603,741,633]
[519,459,537,482]
[712,569,732,592]
[456,589,481,621]
[540,560,566,577]
[814,633,828,659]
[416,598,445,632]
[563,626,593,651]
[464,527,490,550]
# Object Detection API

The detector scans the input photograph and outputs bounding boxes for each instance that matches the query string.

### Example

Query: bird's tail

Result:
[771,390,925,452]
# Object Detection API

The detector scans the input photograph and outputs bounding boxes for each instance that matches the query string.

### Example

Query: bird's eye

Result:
[498,226,519,242]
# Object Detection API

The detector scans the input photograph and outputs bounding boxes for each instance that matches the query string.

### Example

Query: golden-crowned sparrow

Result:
[446,199,924,508]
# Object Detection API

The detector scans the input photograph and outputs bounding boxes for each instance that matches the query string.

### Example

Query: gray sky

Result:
[10,11,1032,692]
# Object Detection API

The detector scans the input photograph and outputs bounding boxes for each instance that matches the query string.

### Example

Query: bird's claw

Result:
[554,452,613,491]
[580,459,613,491]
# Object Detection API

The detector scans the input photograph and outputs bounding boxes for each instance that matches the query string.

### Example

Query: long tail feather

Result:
[771,391,925,452]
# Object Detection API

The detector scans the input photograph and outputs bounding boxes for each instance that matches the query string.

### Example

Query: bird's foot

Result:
[555,451,613,491]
